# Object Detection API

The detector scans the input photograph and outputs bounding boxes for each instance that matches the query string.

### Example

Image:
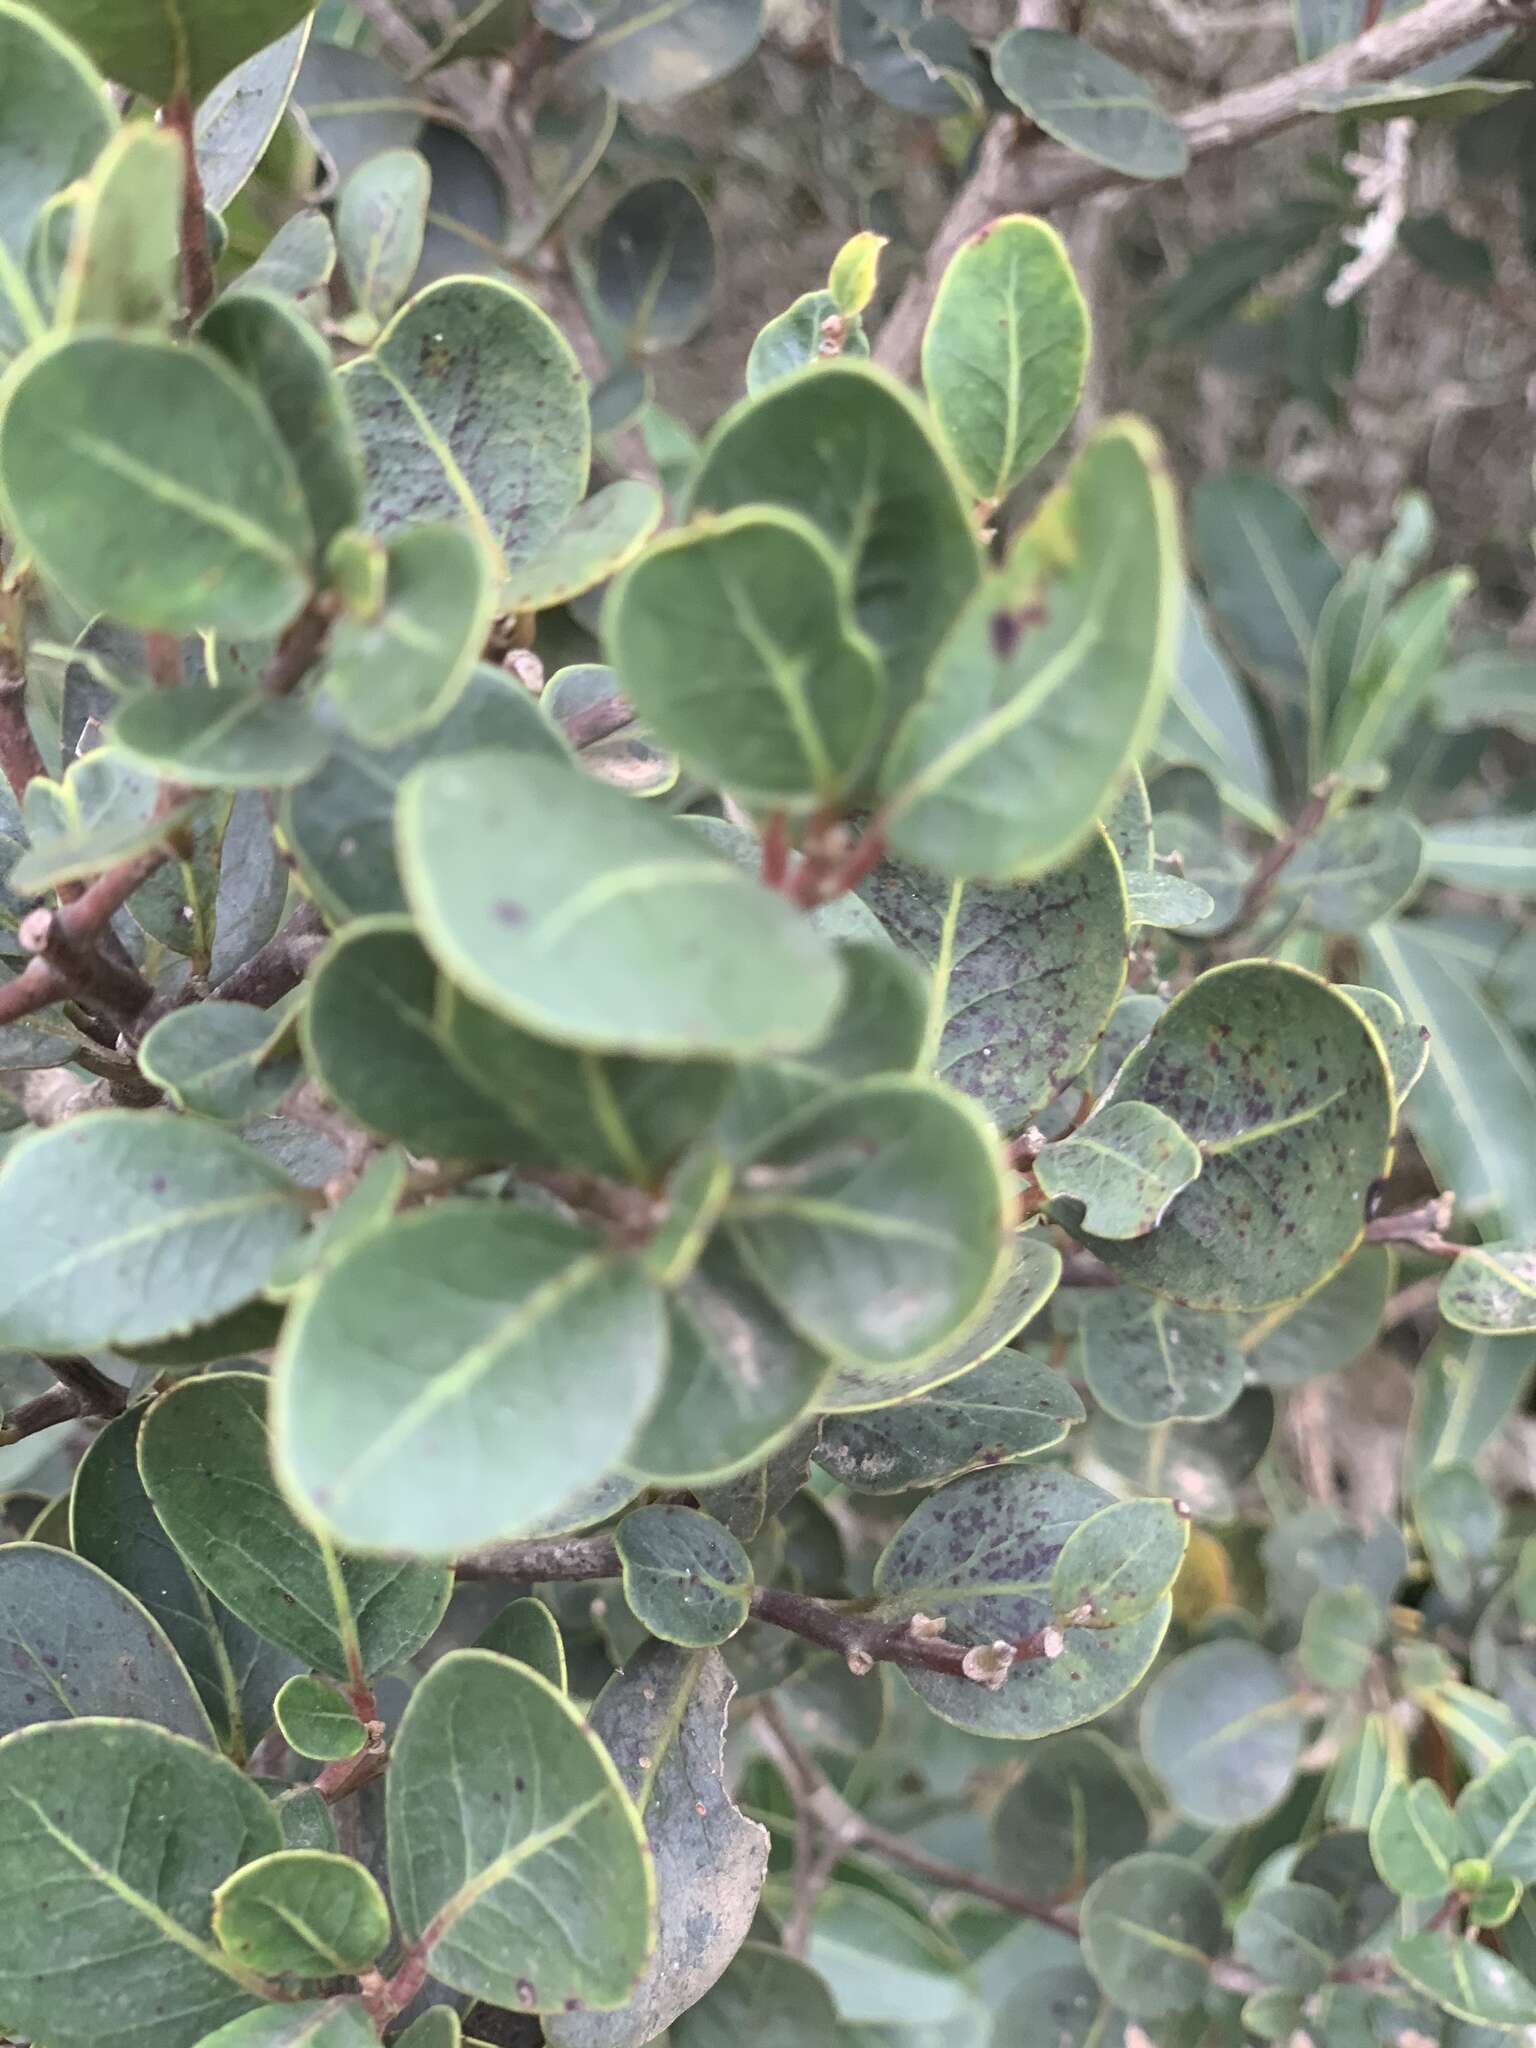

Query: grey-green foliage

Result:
[0,5,1526,2040]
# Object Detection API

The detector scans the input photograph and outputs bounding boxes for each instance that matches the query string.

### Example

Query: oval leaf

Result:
[214,1850,390,1977]
[615,1505,753,1647]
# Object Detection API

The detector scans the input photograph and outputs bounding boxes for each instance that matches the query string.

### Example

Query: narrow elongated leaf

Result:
[993,31,1188,178]
[1328,569,1473,774]
[871,1464,1172,1736]
[23,0,314,104]
[1074,963,1394,1311]
[606,505,885,805]
[615,1506,753,1646]
[342,277,588,575]
[1367,920,1536,1234]
[140,1373,450,1682]
[0,1110,308,1350]
[1079,1854,1221,2018]
[1441,1239,1536,1335]
[880,418,1182,879]
[860,830,1128,1135]
[0,334,313,635]
[0,1541,213,1742]
[1140,1640,1305,1826]
[724,1074,1009,1370]
[1425,814,1536,896]
[921,214,1088,502]
[814,1347,1082,1493]
[399,751,844,1057]
[690,362,980,745]
[214,1851,390,1977]
[195,21,311,213]
[1192,472,1339,696]
[388,1649,653,2011]
[546,1643,767,2048]
[1049,1498,1189,1628]
[1037,1102,1201,1239]
[0,1718,281,2048]
[274,1202,667,1554]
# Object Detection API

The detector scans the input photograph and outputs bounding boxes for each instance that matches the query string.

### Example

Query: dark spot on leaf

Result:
[494,899,527,928]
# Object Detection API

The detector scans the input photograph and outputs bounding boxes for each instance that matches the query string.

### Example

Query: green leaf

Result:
[1456,1738,1536,1882]
[1335,985,1429,1104]
[991,1730,1149,1901]
[1275,807,1425,933]
[196,2004,380,2048]
[623,1237,834,1486]
[675,1955,839,2048]
[71,1407,297,1761]
[0,1109,308,1349]
[690,362,980,744]
[1241,1247,1393,1392]
[54,123,180,333]
[1049,1497,1189,1628]
[546,1643,766,2048]
[814,1346,1082,1493]
[1441,1239,1536,1336]
[388,1647,653,2009]
[1435,648,1536,741]
[1327,569,1473,774]
[393,2010,461,2048]
[439,974,731,1182]
[23,0,314,104]
[0,333,312,635]
[1191,471,1339,696]
[559,0,763,103]
[745,290,869,393]
[837,0,982,116]
[342,277,588,578]
[1070,1287,1244,1425]
[1470,1871,1524,1927]
[0,1540,214,1742]
[139,999,299,1123]
[871,1464,1171,1737]
[281,663,566,926]
[477,1596,567,1690]
[0,0,115,368]
[992,31,1188,179]
[139,1372,450,1682]
[1234,1882,1343,1994]
[1370,1776,1461,1897]
[606,505,885,806]
[615,1505,753,1647]
[214,1850,389,1978]
[503,479,662,614]
[1306,77,1528,121]
[1393,1933,1536,2027]
[274,1201,666,1554]
[803,1882,981,2031]
[1367,920,1536,1235]
[228,211,336,312]
[195,20,310,213]
[10,746,188,894]
[1079,1853,1221,2018]
[921,213,1088,502]
[200,288,364,559]
[0,1718,281,2048]
[1073,962,1395,1311]
[724,1074,1009,1369]
[274,1675,366,1761]
[1425,815,1536,896]
[1301,1584,1384,1691]
[1140,1640,1304,1826]
[880,418,1181,879]
[595,178,713,351]
[828,230,885,315]
[113,684,331,789]
[303,918,527,1158]
[860,829,1128,1135]
[399,750,844,1057]
[1037,1102,1201,1239]
[1415,1458,1502,1603]
[815,1225,1060,1410]
[1406,1328,1536,1492]
[337,148,431,343]
[1159,595,1282,829]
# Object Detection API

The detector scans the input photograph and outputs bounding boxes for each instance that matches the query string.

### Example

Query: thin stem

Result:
[17,904,155,1034]
[1223,779,1339,940]
[0,1356,125,1446]
[264,597,335,699]
[1365,1192,1460,1257]
[161,97,214,321]
[0,648,48,805]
